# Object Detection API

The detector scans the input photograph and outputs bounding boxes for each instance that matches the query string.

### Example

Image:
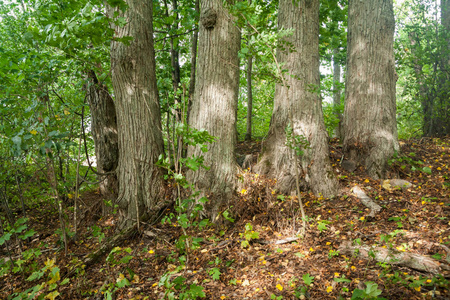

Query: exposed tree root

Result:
[351,185,382,218]
[339,241,450,276]
[65,223,138,278]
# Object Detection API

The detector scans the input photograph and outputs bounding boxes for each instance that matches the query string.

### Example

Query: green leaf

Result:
[187,284,205,298]
[334,277,351,283]
[208,267,221,280]
[302,273,314,286]
[422,167,432,174]
[0,233,12,245]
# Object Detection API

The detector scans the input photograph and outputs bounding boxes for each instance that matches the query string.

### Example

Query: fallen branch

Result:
[64,223,137,279]
[351,186,382,218]
[339,241,450,276]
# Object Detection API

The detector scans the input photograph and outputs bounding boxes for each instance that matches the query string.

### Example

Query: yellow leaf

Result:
[45,291,60,300]
[326,242,331,245]
[364,179,370,183]
[276,284,283,291]
[326,286,333,293]
[132,275,140,283]
[30,129,38,135]
[45,258,55,268]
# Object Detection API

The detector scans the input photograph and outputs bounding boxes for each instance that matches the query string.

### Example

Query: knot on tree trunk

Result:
[201,8,217,29]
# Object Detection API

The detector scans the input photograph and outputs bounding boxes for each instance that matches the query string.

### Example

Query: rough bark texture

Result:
[187,0,200,124]
[255,0,338,198]
[245,0,253,142]
[108,0,165,228]
[187,0,241,215]
[245,55,253,141]
[343,0,399,179]
[438,0,450,136]
[85,71,118,207]
[332,48,342,139]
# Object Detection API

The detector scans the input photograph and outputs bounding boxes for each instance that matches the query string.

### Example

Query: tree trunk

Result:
[245,55,253,141]
[108,0,165,229]
[187,0,200,134]
[408,32,433,137]
[439,0,450,135]
[245,0,253,142]
[85,70,118,210]
[332,47,342,139]
[255,0,339,198]
[187,0,241,215]
[343,0,399,179]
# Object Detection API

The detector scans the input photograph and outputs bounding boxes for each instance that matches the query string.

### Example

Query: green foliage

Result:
[388,151,432,175]
[285,124,310,157]
[322,101,344,137]
[240,223,260,248]
[351,282,386,300]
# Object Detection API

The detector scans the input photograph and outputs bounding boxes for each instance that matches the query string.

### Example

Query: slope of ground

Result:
[1,137,449,299]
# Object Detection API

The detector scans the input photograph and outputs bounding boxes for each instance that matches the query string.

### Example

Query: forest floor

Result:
[1,137,450,299]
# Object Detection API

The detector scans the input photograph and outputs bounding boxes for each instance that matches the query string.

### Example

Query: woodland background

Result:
[0,0,449,299]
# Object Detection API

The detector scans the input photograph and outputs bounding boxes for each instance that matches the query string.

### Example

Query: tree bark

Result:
[245,55,253,141]
[343,0,399,179]
[332,47,342,139]
[255,0,339,198]
[187,0,200,129]
[439,0,450,135]
[187,0,241,215]
[85,70,118,208]
[108,0,165,229]
[245,0,253,142]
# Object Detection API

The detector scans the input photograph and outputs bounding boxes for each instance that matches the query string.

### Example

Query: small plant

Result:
[89,225,105,243]
[317,220,330,233]
[388,152,431,174]
[159,272,206,299]
[328,249,340,259]
[294,273,315,298]
[10,257,70,300]
[101,247,134,299]
[388,216,406,228]
[208,257,222,281]
[240,223,260,248]
[350,281,386,300]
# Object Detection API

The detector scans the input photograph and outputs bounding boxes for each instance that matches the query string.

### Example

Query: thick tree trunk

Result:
[85,70,118,209]
[343,0,399,179]
[187,0,241,215]
[245,0,253,142]
[108,0,165,229]
[439,0,450,135]
[245,55,253,141]
[332,48,342,139]
[255,0,339,198]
